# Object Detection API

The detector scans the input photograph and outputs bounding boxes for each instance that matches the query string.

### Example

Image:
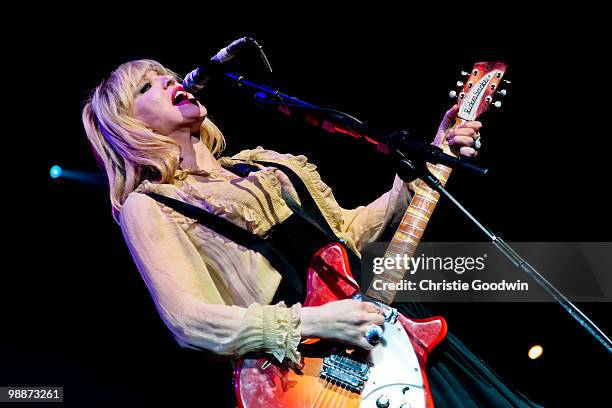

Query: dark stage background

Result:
[4,9,611,407]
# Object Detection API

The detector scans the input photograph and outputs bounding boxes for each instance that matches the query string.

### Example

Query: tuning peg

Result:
[497,89,507,97]
[503,79,512,84]
[456,81,464,87]
[460,70,469,76]
[493,101,502,108]
[449,90,457,99]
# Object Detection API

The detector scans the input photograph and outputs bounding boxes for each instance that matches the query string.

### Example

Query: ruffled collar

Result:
[222,146,345,234]
[173,160,239,181]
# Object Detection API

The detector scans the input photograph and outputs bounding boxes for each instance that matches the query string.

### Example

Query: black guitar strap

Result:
[231,160,361,284]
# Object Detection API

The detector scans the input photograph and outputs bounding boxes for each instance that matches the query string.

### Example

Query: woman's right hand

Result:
[300,299,386,350]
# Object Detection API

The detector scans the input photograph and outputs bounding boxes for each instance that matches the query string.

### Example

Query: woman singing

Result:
[82,59,539,407]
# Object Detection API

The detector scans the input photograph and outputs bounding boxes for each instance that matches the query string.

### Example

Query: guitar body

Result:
[235,243,447,407]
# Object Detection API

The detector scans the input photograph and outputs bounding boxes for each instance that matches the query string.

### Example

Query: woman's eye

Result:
[139,82,152,94]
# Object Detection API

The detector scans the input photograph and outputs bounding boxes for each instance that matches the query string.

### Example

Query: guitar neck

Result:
[365,118,464,304]
[364,61,509,304]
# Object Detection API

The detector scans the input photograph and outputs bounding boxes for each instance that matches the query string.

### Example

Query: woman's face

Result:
[133,70,207,137]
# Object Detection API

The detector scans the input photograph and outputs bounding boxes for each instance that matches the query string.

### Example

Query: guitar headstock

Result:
[449,62,509,121]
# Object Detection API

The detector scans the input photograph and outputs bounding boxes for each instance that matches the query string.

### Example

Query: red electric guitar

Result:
[235,62,508,408]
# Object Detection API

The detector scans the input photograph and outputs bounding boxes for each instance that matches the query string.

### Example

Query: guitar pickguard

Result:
[360,319,425,407]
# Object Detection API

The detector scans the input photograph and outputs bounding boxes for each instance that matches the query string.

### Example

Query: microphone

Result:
[182,37,252,94]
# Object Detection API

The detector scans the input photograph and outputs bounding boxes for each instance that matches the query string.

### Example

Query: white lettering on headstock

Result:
[460,71,497,121]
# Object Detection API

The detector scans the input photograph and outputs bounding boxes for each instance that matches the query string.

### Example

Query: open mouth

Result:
[171,86,196,107]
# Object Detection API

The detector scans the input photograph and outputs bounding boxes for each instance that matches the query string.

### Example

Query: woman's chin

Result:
[190,117,206,134]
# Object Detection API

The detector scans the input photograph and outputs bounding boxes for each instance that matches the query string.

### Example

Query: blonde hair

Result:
[82,59,225,221]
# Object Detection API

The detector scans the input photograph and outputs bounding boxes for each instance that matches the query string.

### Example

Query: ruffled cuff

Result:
[262,301,302,364]
[286,303,302,364]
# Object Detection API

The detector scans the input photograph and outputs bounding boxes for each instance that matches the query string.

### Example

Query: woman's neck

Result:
[174,131,219,172]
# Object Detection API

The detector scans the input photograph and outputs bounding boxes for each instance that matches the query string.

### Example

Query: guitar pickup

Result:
[320,353,371,393]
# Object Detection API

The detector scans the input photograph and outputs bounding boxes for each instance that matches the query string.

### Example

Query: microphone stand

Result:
[223,72,612,354]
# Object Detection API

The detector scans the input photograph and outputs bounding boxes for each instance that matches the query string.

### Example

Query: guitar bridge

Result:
[320,353,371,393]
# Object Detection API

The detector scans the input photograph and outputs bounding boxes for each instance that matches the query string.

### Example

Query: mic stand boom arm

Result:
[224,72,488,176]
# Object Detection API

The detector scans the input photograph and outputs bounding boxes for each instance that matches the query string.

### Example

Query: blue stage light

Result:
[50,165,63,179]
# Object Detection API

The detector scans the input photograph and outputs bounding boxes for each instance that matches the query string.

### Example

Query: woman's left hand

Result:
[434,104,483,158]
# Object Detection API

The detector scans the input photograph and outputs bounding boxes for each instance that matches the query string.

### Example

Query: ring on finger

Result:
[474,133,482,150]
[365,324,383,346]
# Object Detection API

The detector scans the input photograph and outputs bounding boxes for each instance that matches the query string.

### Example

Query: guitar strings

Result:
[328,379,341,408]
[317,377,338,408]
[319,379,335,408]
[340,382,351,407]
[312,376,356,408]
[330,384,343,408]
[311,378,331,408]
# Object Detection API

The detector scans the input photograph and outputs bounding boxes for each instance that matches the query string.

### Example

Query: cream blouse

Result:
[119,146,415,364]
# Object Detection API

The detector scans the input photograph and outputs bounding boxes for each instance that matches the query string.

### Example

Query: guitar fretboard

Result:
[365,121,462,304]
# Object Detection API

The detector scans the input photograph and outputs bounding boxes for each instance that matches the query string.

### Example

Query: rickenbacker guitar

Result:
[235,62,508,408]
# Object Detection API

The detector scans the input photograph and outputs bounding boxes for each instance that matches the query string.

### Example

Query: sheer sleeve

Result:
[119,192,301,363]
[340,175,418,252]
